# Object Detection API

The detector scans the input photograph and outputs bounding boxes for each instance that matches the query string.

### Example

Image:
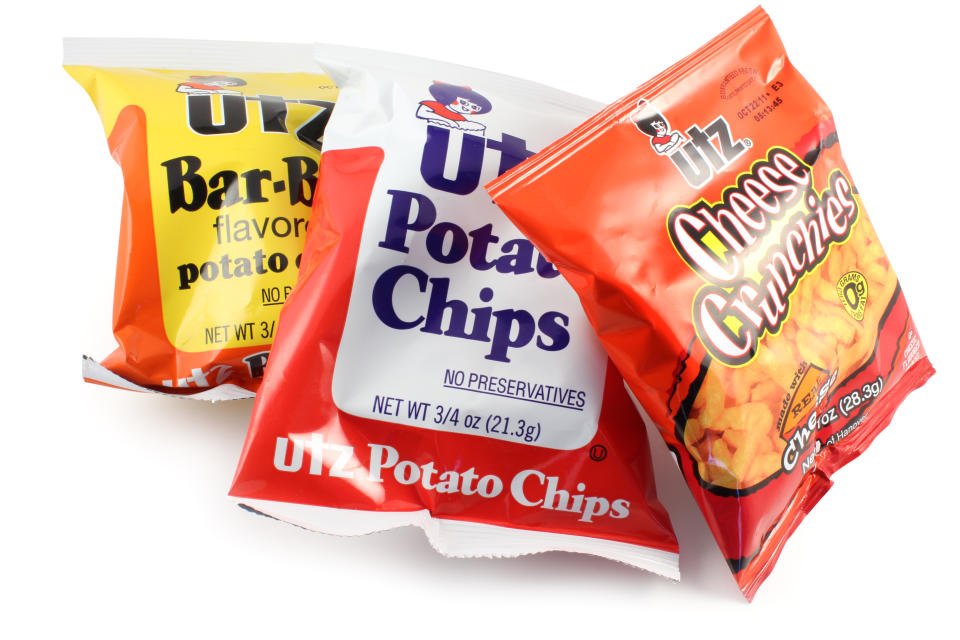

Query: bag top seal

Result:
[63,38,320,73]
[314,43,602,115]
[487,6,769,199]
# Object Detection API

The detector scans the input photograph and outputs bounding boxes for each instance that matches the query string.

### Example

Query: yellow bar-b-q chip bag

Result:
[65,39,337,398]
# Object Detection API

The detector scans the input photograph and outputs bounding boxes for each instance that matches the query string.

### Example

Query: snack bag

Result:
[228,46,679,576]
[65,39,337,398]
[487,8,934,599]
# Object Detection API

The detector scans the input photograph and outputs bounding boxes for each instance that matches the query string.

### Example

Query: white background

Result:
[2,0,957,636]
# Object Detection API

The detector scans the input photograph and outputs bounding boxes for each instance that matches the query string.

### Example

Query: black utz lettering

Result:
[295,100,335,152]
[257,95,288,133]
[704,117,747,163]
[183,90,333,156]
[187,94,248,135]
[668,116,748,188]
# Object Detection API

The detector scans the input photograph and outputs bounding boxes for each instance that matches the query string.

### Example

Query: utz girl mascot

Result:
[416,81,492,134]
[632,99,683,154]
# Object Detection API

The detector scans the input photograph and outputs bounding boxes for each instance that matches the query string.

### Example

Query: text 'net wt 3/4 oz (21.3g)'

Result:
[487,7,934,600]
[228,45,679,576]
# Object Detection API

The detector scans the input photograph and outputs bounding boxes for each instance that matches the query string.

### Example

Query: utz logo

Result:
[175,73,334,152]
[412,80,533,195]
[632,99,750,188]
[416,82,492,135]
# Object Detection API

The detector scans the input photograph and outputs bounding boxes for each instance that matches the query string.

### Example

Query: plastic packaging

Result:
[487,8,934,599]
[228,45,679,577]
[65,39,337,398]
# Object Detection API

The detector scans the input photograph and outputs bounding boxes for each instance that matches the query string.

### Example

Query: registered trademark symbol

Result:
[743,138,753,147]
[589,444,607,462]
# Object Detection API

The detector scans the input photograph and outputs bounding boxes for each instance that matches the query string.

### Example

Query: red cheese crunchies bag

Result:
[228,45,679,576]
[487,7,934,599]
[65,39,337,399]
